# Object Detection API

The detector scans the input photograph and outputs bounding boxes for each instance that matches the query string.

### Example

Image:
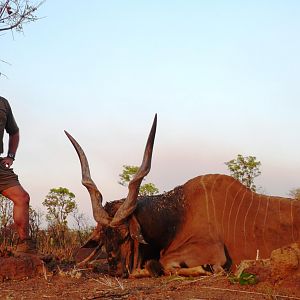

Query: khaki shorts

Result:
[0,158,20,192]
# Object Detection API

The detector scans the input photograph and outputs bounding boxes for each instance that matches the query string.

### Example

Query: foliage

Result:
[228,271,258,285]
[139,182,159,196]
[28,206,43,240]
[0,194,13,228]
[225,154,261,192]
[38,202,92,260]
[118,165,139,186]
[0,187,93,262]
[34,226,93,262]
[289,188,300,200]
[0,195,44,246]
[0,195,15,246]
[0,0,44,33]
[118,165,159,196]
[41,187,94,254]
[42,187,77,227]
[72,208,92,244]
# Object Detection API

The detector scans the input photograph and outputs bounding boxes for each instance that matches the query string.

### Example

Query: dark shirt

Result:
[0,96,19,154]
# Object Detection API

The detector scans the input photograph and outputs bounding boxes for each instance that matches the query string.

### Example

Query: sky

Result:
[1,1,300,224]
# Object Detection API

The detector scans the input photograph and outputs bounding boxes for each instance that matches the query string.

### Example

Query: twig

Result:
[90,276,125,290]
[42,263,48,281]
[166,273,222,285]
[0,59,11,65]
[91,276,113,287]
[115,277,125,290]
[0,72,8,79]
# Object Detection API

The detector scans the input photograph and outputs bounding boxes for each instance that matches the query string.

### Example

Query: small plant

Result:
[228,271,258,285]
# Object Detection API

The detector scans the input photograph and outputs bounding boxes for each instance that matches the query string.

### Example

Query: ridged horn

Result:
[110,114,157,226]
[64,131,110,225]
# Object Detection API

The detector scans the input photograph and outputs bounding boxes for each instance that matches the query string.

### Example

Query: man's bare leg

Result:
[2,185,30,240]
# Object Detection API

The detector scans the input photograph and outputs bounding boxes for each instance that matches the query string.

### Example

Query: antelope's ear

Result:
[129,215,148,244]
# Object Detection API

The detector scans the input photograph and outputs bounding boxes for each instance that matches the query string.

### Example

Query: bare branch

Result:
[0,59,11,78]
[0,0,45,33]
[0,72,8,78]
[0,59,11,65]
[1,1,44,76]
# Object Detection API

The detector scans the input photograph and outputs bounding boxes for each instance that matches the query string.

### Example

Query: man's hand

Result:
[1,157,14,169]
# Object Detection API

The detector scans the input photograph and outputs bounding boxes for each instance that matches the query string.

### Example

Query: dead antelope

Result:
[65,115,300,278]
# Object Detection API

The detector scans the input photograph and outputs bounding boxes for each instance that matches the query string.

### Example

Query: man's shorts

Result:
[0,158,20,192]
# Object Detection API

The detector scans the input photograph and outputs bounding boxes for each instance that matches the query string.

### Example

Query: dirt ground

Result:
[1,265,300,300]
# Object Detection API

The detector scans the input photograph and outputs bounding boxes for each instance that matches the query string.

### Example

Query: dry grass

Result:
[91,276,125,290]
[0,225,92,262]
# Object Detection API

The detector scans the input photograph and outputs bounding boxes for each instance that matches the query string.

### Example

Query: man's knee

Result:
[1,185,30,206]
[20,191,30,205]
[11,188,30,206]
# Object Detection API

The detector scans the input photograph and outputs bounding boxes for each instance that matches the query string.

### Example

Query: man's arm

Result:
[1,130,19,168]
[8,130,19,156]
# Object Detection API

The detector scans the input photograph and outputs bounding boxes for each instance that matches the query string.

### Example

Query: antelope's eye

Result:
[107,251,116,263]
[118,226,129,239]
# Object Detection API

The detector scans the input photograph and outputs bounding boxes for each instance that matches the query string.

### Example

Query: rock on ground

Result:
[236,242,300,285]
[0,254,45,281]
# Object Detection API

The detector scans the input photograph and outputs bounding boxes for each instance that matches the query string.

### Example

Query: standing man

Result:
[0,96,36,253]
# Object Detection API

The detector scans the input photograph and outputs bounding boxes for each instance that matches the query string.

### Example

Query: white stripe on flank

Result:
[227,185,244,242]
[210,175,220,236]
[262,196,270,254]
[243,190,254,254]
[200,175,213,239]
[221,179,236,241]
[233,189,247,248]
[252,195,261,244]
[277,200,281,248]
[291,200,295,242]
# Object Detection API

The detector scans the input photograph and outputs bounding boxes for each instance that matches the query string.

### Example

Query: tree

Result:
[72,208,92,244]
[42,187,77,248]
[0,0,44,33]
[139,183,159,196]
[289,188,300,200]
[1,0,44,77]
[225,154,261,192]
[0,195,15,245]
[0,194,13,229]
[28,206,43,240]
[42,187,77,227]
[119,165,159,196]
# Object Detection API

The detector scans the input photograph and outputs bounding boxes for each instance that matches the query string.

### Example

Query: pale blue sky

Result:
[1,1,300,221]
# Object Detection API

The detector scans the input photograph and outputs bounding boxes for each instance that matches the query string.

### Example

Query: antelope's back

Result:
[182,174,300,264]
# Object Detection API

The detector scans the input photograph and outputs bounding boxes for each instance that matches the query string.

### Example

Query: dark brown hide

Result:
[135,186,185,251]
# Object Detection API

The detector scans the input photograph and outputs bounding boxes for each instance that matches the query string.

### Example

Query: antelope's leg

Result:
[132,239,142,270]
[165,265,211,277]
[166,264,225,277]
[129,268,151,278]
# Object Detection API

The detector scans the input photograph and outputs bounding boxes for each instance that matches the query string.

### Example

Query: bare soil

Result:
[0,264,300,300]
